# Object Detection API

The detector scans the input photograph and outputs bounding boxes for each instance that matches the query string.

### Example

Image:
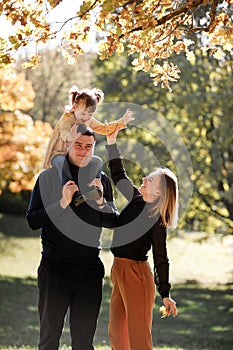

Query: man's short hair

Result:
[77,124,95,139]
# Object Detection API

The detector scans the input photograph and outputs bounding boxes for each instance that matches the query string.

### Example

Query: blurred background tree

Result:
[0,0,232,90]
[0,1,232,232]
[0,67,52,213]
[91,47,233,233]
[17,49,96,126]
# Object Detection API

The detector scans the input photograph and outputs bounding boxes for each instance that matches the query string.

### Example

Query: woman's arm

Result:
[106,143,140,202]
[106,123,140,202]
[151,221,171,298]
[151,221,177,317]
[89,175,119,229]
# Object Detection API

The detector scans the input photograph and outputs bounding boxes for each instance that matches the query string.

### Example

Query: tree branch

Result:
[119,0,216,39]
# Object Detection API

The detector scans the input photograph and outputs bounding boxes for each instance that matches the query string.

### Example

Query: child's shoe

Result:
[72,192,85,206]
[84,187,102,200]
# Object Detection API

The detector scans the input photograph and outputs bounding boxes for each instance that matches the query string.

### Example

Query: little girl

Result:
[42,85,134,206]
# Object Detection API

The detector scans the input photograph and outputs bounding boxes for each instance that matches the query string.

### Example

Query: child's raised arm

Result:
[91,109,134,136]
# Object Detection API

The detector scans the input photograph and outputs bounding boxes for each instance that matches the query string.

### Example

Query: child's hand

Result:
[122,109,134,125]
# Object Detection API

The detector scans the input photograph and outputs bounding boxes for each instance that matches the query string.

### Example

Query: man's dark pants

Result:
[37,256,104,350]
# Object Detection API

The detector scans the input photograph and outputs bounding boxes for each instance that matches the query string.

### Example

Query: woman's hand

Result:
[106,109,134,145]
[60,180,79,209]
[163,297,177,317]
[106,126,121,145]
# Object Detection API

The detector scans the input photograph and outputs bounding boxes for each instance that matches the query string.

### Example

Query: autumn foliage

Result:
[0,0,232,90]
[0,67,52,193]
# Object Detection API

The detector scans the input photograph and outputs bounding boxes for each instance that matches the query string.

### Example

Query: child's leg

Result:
[77,156,103,201]
[51,154,88,207]
[86,156,103,199]
[51,154,72,185]
[89,155,102,181]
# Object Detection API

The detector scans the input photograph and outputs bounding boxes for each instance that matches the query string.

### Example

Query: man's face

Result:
[68,134,95,167]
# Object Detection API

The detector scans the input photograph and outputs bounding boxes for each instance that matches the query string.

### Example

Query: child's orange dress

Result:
[42,110,126,169]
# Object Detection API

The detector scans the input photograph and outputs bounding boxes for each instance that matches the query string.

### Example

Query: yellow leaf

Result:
[186,51,196,63]
[213,49,224,60]
[160,306,168,318]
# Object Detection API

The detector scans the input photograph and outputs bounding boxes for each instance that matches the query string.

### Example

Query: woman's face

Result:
[138,173,161,203]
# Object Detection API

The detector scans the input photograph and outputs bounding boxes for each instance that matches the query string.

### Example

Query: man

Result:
[26,124,118,350]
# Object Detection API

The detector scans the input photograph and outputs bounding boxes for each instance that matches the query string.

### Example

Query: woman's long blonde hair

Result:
[149,167,178,228]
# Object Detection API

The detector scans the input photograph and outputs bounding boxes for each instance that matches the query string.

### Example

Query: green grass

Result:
[0,213,233,350]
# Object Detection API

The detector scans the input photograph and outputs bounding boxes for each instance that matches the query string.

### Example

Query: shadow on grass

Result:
[0,276,232,350]
[0,213,40,238]
[152,280,233,350]
[0,276,39,348]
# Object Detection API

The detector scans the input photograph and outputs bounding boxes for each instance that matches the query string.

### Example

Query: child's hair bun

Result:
[93,88,104,104]
[68,85,104,105]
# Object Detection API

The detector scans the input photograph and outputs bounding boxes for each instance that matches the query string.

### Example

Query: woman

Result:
[105,127,178,350]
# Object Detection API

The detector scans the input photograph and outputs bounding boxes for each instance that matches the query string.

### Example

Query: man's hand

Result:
[66,124,81,143]
[60,180,79,209]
